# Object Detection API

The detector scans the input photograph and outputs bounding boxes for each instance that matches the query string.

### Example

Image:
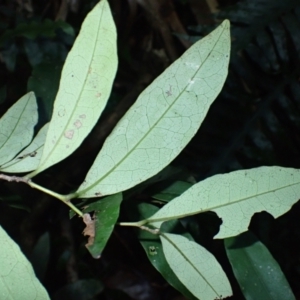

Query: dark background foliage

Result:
[0,0,300,299]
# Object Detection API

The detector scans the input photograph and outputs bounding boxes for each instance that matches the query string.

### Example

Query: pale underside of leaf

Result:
[0,123,49,173]
[136,203,199,300]
[161,233,232,300]
[147,166,300,239]
[0,92,37,166]
[0,226,50,299]
[76,20,230,198]
[31,0,118,176]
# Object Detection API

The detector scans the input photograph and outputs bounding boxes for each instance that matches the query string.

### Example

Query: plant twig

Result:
[118,221,160,234]
[0,173,29,183]
[0,173,83,217]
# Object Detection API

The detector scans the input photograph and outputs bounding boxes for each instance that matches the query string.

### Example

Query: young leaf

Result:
[76,20,230,198]
[81,193,122,258]
[0,92,37,166]
[225,231,295,300]
[161,233,232,300]
[0,123,48,173]
[0,225,50,299]
[146,166,300,239]
[30,0,118,176]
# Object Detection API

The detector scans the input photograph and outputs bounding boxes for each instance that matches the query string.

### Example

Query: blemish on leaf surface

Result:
[74,120,82,129]
[149,246,158,255]
[82,213,95,248]
[64,130,74,139]
[166,85,172,96]
[58,109,65,117]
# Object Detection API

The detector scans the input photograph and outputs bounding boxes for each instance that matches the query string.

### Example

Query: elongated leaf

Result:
[225,231,295,300]
[0,92,37,166]
[0,123,48,173]
[30,0,118,176]
[136,203,197,300]
[76,20,230,198]
[0,225,50,299]
[146,166,300,239]
[81,193,122,258]
[161,233,232,299]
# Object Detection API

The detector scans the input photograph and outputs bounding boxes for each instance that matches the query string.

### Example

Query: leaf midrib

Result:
[79,21,229,196]
[161,233,222,298]
[148,178,300,223]
[38,2,106,171]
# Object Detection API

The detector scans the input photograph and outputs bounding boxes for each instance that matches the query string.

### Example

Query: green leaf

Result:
[76,20,230,198]
[0,19,74,45]
[30,232,50,281]
[161,233,232,299]
[136,203,197,300]
[82,193,122,258]
[0,225,50,299]
[0,92,38,166]
[152,180,193,202]
[225,231,295,300]
[0,123,48,173]
[30,0,118,176]
[146,166,300,239]
[53,279,103,300]
[27,62,63,121]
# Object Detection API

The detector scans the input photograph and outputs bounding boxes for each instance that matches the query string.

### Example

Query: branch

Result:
[0,173,83,217]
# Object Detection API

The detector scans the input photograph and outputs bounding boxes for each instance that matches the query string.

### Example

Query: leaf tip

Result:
[222,19,230,27]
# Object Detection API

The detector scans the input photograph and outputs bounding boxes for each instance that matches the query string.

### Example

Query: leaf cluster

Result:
[0,0,300,299]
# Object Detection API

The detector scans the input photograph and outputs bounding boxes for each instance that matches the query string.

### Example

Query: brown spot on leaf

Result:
[166,85,172,96]
[64,129,74,139]
[82,213,95,248]
[79,114,86,119]
[18,150,37,159]
[74,120,82,129]
[29,151,37,157]
[58,109,65,117]
[95,192,102,196]
[96,92,101,98]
